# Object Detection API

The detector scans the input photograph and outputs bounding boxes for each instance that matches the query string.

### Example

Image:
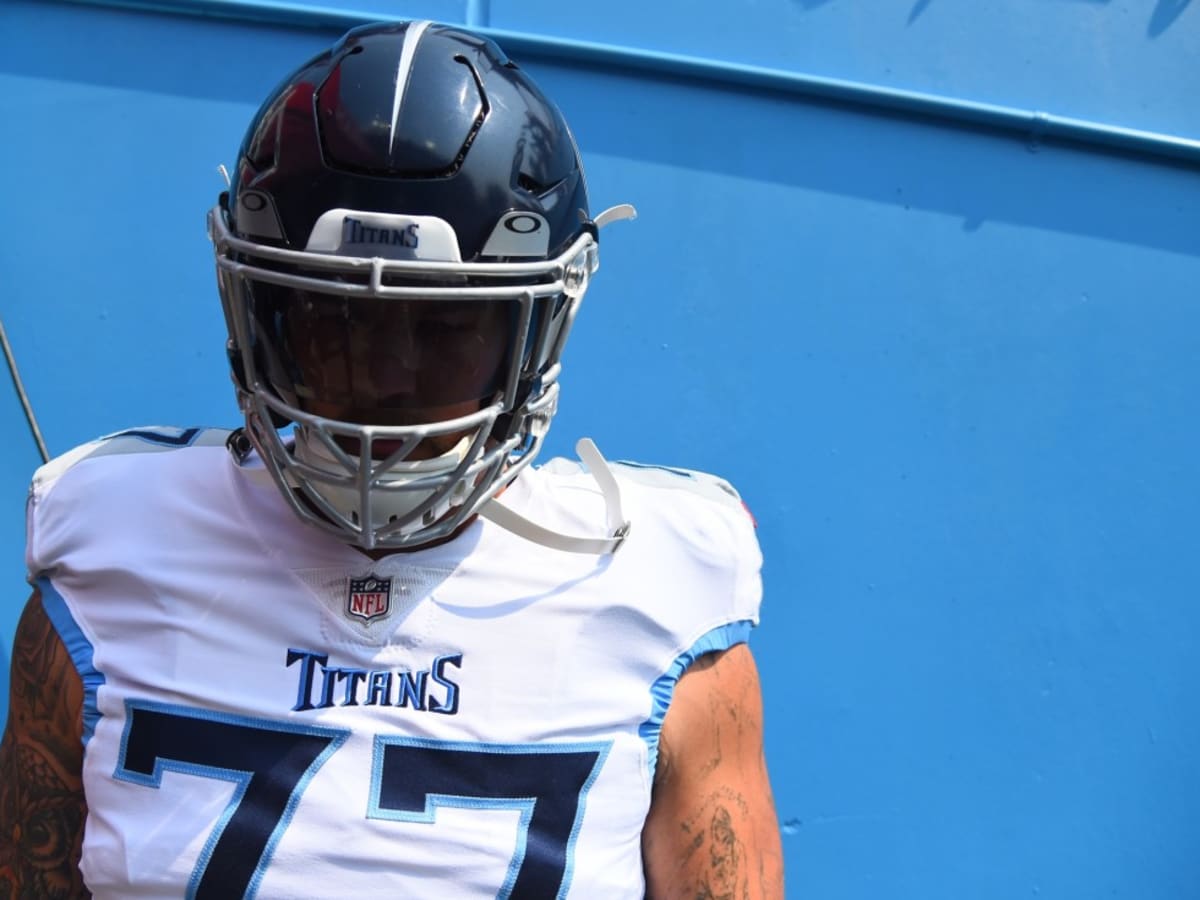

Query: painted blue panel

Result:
[489,0,1200,138]
[232,0,468,18]
[243,0,1200,137]
[65,0,1199,141]
[1,2,1199,898]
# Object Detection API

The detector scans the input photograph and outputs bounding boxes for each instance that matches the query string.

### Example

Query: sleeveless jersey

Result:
[25,427,762,900]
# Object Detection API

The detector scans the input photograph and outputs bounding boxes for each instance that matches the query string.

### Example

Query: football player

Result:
[1,21,783,898]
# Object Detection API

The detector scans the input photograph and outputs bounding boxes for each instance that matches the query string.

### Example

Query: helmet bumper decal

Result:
[305,209,463,262]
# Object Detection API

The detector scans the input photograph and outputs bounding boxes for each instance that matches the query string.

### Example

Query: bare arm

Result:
[0,588,90,899]
[642,643,784,900]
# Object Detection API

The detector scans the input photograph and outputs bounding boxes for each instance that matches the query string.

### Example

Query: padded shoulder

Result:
[31,427,231,491]
[26,427,235,580]
[539,454,751,516]
[609,460,748,510]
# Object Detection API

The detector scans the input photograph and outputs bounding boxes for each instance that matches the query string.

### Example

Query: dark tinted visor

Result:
[246,280,515,423]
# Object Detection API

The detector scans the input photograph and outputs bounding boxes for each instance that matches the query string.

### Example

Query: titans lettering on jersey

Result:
[287,649,462,714]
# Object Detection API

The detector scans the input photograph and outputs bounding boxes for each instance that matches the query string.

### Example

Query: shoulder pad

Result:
[94,426,232,453]
[33,426,232,485]
[610,460,746,509]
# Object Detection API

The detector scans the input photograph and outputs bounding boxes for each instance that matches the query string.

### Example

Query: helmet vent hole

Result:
[442,55,489,176]
[518,173,547,194]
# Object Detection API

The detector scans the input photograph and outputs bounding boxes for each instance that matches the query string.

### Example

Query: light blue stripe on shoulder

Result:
[638,619,755,777]
[36,577,106,748]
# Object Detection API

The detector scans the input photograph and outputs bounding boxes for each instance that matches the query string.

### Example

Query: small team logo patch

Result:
[347,575,392,623]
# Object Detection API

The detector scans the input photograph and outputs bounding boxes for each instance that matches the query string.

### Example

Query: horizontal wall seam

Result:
[62,0,1200,167]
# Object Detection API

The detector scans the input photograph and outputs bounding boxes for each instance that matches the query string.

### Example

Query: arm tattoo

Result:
[0,594,91,899]
[645,646,783,899]
[680,789,752,900]
[0,744,88,899]
[10,599,79,729]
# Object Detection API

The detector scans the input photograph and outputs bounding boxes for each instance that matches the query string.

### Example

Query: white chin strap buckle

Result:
[480,438,630,555]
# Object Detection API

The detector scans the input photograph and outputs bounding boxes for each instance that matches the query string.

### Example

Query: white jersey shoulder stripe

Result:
[539,456,748,511]
[31,426,230,490]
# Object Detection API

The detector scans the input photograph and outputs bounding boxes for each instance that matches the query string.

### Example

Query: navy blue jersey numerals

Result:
[371,737,610,899]
[116,701,348,899]
[115,701,610,899]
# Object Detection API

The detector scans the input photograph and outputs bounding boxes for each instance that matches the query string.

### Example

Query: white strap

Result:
[593,204,638,229]
[479,438,631,555]
[575,438,627,535]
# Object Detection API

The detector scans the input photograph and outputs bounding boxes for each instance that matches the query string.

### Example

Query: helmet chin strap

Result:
[479,439,631,555]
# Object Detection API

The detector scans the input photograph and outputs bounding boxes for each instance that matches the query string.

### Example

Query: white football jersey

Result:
[26,427,762,900]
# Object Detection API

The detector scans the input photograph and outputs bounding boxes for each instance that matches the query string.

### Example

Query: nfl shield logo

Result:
[346,575,392,623]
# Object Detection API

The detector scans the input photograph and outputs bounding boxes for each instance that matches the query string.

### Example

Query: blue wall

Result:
[2,1,1198,897]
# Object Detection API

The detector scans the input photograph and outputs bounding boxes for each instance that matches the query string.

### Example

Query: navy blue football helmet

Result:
[210,21,632,550]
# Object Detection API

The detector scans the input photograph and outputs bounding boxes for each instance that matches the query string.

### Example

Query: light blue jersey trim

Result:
[36,576,106,748]
[638,620,755,776]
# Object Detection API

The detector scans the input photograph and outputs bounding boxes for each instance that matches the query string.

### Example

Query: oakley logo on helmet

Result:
[481,210,550,258]
[236,190,284,240]
[504,214,542,234]
[342,217,420,249]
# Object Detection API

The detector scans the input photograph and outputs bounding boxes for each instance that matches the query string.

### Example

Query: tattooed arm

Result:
[642,643,784,900]
[0,588,90,899]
